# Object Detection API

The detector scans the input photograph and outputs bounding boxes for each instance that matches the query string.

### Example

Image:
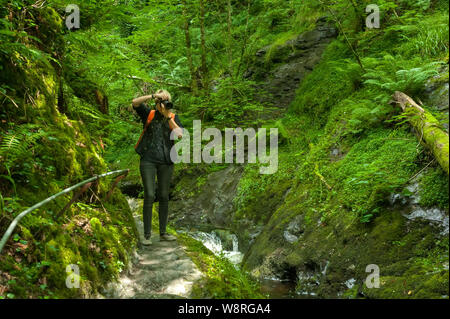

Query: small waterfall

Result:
[190,231,223,255]
[231,234,239,252]
[190,231,243,266]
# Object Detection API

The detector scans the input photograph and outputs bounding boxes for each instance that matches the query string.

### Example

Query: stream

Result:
[185,229,300,299]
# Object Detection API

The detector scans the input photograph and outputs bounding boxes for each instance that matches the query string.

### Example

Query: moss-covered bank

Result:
[177,233,265,299]
[0,6,137,299]
[230,6,449,298]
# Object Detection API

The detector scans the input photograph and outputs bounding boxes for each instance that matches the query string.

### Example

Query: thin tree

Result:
[199,0,208,89]
[226,0,233,78]
[317,0,365,72]
[236,0,251,78]
[183,0,197,93]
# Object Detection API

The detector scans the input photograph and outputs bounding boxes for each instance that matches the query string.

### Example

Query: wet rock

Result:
[344,278,356,289]
[389,193,408,205]
[171,164,244,230]
[282,215,305,243]
[404,208,449,235]
[423,65,449,111]
[283,230,298,244]
[388,172,449,236]
[423,64,449,132]
[295,270,321,296]
[247,16,337,115]
[213,229,237,251]
[285,214,305,237]
[248,225,264,246]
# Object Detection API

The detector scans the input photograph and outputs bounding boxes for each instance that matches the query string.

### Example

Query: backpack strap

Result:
[134,110,156,149]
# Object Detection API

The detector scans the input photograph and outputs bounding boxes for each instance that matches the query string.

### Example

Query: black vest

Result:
[136,111,176,164]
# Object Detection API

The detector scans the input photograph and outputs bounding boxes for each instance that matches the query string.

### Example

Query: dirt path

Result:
[100,199,203,299]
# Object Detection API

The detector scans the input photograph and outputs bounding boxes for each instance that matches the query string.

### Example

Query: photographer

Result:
[132,89,183,245]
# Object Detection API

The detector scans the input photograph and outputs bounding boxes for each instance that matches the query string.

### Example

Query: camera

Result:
[157,99,173,109]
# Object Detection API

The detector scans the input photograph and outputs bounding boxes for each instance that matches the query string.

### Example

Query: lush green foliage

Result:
[0,0,448,299]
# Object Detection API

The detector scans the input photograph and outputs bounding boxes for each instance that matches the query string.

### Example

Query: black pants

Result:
[139,160,174,238]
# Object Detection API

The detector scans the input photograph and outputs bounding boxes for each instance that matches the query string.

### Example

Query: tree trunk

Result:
[183,2,197,93]
[226,0,233,78]
[199,0,207,88]
[391,91,449,175]
[348,0,363,32]
[236,0,251,78]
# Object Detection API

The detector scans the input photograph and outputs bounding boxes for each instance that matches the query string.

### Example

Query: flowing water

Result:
[188,231,244,266]
[187,230,300,298]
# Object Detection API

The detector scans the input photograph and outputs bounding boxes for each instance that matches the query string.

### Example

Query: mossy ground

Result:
[232,7,449,299]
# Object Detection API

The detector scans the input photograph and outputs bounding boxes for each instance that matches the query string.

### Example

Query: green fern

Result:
[0,124,48,170]
[362,55,441,94]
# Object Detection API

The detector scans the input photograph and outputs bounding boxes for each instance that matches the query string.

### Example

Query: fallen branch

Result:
[407,159,435,183]
[391,91,449,175]
[0,91,19,108]
[314,163,332,190]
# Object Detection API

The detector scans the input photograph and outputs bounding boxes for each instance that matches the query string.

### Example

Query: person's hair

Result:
[156,89,171,102]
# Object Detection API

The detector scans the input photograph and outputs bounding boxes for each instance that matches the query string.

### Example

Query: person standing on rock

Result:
[131,89,184,245]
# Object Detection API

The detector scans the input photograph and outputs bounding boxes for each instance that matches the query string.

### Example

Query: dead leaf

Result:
[0,285,7,295]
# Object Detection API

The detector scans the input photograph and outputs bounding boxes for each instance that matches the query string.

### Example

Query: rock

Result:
[247,16,338,115]
[295,270,321,296]
[248,225,264,246]
[422,65,449,133]
[285,214,305,237]
[213,229,236,251]
[388,174,449,236]
[283,230,298,243]
[389,193,408,206]
[250,248,292,281]
[344,278,356,289]
[256,47,269,57]
[423,65,449,111]
[404,207,449,235]
[170,164,244,230]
